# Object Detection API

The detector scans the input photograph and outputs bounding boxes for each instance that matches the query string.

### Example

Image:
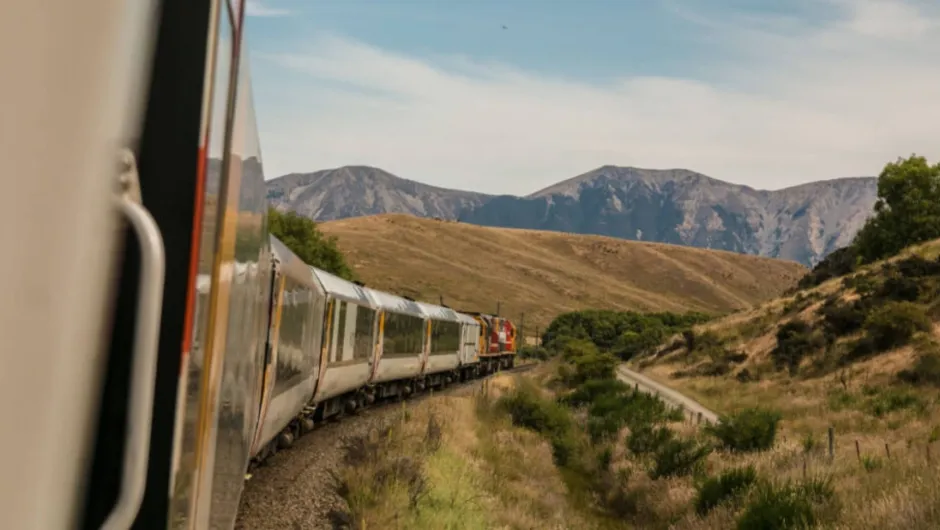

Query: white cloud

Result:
[253,0,940,195]
[245,0,289,17]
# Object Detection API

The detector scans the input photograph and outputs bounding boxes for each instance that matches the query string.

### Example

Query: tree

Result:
[267,207,357,281]
[853,155,940,264]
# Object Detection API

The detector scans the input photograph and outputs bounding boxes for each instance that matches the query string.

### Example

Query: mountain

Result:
[265,166,490,221]
[265,165,878,267]
[318,214,807,330]
[461,166,878,266]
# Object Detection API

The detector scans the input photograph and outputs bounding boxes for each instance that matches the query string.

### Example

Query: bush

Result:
[561,378,630,407]
[707,407,782,452]
[819,299,868,337]
[650,436,712,479]
[898,350,940,387]
[772,320,827,374]
[797,246,859,289]
[861,301,932,352]
[497,383,577,465]
[626,423,675,455]
[874,275,921,302]
[736,478,837,530]
[518,344,551,360]
[695,465,758,515]
[268,207,356,280]
[893,254,940,278]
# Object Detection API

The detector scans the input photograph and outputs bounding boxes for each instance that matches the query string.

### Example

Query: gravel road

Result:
[616,365,720,425]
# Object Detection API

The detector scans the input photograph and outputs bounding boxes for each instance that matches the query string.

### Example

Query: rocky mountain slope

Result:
[265,166,490,221]
[266,165,878,266]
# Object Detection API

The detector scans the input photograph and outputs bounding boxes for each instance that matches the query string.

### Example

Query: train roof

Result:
[309,266,376,307]
[454,311,480,325]
[366,288,427,319]
[416,301,461,322]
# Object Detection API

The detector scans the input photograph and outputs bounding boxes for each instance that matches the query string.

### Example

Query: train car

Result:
[367,290,431,399]
[309,267,380,419]
[417,302,463,386]
[461,312,517,372]
[455,312,483,380]
[249,236,325,463]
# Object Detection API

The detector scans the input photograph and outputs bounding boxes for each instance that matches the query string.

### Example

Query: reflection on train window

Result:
[333,300,347,362]
[354,305,376,360]
[383,311,426,356]
[273,277,313,397]
[431,320,461,355]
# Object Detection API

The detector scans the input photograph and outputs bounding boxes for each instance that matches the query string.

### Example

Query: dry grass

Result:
[623,238,940,529]
[334,369,591,529]
[320,214,806,330]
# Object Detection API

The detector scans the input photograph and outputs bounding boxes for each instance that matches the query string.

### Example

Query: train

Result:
[239,236,517,469]
[2,1,519,529]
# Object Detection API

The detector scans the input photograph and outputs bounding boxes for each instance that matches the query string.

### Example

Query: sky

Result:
[242,0,940,195]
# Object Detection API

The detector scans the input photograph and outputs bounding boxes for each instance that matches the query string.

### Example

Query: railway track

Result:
[235,361,538,529]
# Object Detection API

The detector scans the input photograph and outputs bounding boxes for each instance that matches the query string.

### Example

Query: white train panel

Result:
[456,312,482,365]
[418,301,461,375]
[310,267,379,403]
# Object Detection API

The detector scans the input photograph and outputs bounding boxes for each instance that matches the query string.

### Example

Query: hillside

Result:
[266,165,877,267]
[317,214,807,332]
[626,238,940,528]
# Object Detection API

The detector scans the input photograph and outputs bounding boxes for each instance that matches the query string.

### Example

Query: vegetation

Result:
[268,207,356,280]
[319,213,805,331]
[798,155,940,289]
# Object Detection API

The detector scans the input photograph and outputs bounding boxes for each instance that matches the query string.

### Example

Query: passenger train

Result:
[1,1,516,529]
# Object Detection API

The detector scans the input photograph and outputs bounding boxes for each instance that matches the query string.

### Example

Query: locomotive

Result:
[1,1,518,529]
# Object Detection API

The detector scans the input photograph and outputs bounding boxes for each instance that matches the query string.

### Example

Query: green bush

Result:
[874,276,921,302]
[626,423,675,455]
[819,299,868,337]
[736,477,837,530]
[517,345,551,360]
[707,407,782,452]
[772,320,827,374]
[797,246,859,290]
[561,378,630,407]
[898,351,940,387]
[650,436,712,479]
[497,383,577,465]
[695,465,758,515]
[861,301,932,352]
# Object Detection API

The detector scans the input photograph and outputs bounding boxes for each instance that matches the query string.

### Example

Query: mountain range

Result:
[265,165,879,267]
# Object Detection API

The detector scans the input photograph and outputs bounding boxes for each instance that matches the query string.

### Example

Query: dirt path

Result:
[616,365,720,425]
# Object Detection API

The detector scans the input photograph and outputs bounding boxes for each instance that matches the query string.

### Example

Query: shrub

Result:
[736,477,837,530]
[772,320,826,374]
[707,407,782,452]
[517,345,551,360]
[650,436,712,479]
[861,301,932,352]
[626,423,675,455]
[819,299,868,337]
[797,246,858,289]
[893,254,940,278]
[497,383,577,465]
[898,351,940,387]
[561,378,630,407]
[695,465,758,515]
[874,275,921,302]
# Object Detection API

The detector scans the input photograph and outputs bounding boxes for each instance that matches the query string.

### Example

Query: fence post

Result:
[828,427,834,460]
[855,440,861,462]
[885,443,891,459]
[697,411,703,425]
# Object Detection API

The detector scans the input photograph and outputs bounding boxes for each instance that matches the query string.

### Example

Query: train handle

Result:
[101,150,166,530]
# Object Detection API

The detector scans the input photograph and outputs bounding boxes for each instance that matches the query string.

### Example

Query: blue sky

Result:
[243,0,940,195]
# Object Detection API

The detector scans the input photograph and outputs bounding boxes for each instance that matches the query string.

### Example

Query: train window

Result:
[431,320,461,354]
[353,305,376,360]
[273,278,312,396]
[332,300,347,363]
[382,311,425,356]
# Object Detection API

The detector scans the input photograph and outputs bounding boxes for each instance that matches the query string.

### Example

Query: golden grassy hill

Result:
[318,214,807,333]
